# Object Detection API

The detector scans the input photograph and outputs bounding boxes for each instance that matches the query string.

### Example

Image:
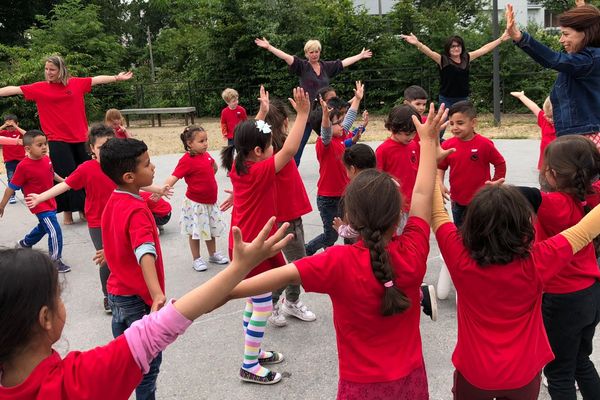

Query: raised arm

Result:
[400,33,442,66]
[273,87,310,173]
[510,91,542,116]
[0,86,23,97]
[91,71,133,86]
[562,202,600,254]
[255,85,269,120]
[341,48,372,68]
[340,81,364,131]
[469,31,510,61]
[320,96,333,146]
[255,37,294,66]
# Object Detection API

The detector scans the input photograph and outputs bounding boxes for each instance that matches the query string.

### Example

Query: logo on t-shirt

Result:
[470,149,479,161]
[410,150,417,164]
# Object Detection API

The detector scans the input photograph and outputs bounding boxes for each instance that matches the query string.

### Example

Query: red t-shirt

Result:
[101,191,165,306]
[9,156,56,214]
[438,134,506,205]
[220,106,247,139]
[229,157,285,278]
[535,190,600,294]
[114,125,128,139]
[140,191,172,217]
[0,129,25,162]
[436,222,576,390]
[316,135,350,197]
[171,152,218,204]
[376,138,419,211]
[537,111,556,170]
[0,336,141,400]
[20,78,92,143]
[294,217,430,383]
[275,158,312,222]
[65,160,116,228]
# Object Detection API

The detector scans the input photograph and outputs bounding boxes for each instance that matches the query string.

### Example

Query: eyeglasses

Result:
[450,44,461,49]
[331,120,343,126]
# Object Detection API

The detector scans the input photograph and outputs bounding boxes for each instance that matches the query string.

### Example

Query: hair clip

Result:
[383,280,394,288]
[581,200,588,207]
[255,120,271,134]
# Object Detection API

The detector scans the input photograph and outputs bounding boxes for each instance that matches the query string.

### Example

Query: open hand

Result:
[255,37,271,49]
[353,81,364,101]
[510,91,525,98]
[257,85,270,115]
[359,48,372,59]
[220,189,233,212]
[399,33,419,46]
[25,193,40,209]
[289,87,310,115]
[412,102,448,142]
[116,71,133,81]
[505,4,522,42]
[332,217,344,232]
[93,249,105,265]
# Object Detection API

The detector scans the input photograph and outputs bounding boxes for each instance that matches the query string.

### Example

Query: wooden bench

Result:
[119,107,196,127]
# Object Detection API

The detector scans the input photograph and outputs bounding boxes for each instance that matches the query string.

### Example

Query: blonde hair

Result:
[45,55,70,86]
[542,97,553,119]
[105,108,124,125]
[304,40,322,54]
[221,88,239,103]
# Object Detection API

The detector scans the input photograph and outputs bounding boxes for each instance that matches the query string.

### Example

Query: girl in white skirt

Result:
[164,126,228,271]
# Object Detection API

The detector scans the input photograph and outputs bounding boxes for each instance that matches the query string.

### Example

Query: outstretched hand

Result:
[255,37,270,49]
[510,91,525,98]
[220,189,233,212]
[353,81,364,102]
[258,85,270,115]
[399,33,419,46]
[116,71,133,81]
[505,4,522,42]
[412,102,448,142]
[359,48,372,59]
[231,217,293,272]
[25,193,40,209]
[289,87,310,115]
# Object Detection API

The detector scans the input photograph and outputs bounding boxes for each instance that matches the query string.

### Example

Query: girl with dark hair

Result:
[163,126,229,272]
[220,87,310,385]
[226,104,448,399]
[400,32,509,110]
[506,3,600,143]
[430,150,600,397]
[0,221,291,399]
[0,55,133,224]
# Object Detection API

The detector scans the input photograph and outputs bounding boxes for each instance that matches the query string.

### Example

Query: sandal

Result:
[239,368,282,385]
[259,351,284,365]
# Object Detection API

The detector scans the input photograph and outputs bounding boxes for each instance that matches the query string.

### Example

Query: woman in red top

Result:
[0,55,132,224]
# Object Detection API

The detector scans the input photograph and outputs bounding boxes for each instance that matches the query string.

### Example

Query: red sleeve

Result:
[128,209,156,251]
[62,335,142,399]
[437,141,451,170]
[389,216,430,277]
[531,234,574,283]
[294,248,341,294]
[488,142,506,180]
[434,222,470,279]
[537,192,572,233]
[171,155,189,179]
[240,106,248,120]
[375,146,386,171]
[64,163,87,190]
[537,110,545,128]
[20,81,45,102]
[71,77,92,94]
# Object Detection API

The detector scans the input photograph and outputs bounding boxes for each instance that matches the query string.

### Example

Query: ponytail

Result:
[220,120,272,176]
[221,145,236,172]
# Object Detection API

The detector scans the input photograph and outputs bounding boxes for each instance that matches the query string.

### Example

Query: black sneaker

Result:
[420,284,438,321]
[16,240,31,249]
[55,259,71,273]
[103,297,112,314]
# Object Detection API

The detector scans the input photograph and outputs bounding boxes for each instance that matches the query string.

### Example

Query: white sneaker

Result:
[192,257,207,272]
[268,303,287,327]
[281,300,316,322]
[208,251,230,265]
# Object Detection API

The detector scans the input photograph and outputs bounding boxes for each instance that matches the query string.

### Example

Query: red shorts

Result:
[337,365,428,400]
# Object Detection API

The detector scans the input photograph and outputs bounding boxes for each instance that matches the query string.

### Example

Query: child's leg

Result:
[88,228,109,298]
[205,204,229,264]
[188,236,201,259]
[39,212,63,260]
[21,219,48,248]
[242,293,273,377]
[451,202,467,228]
[205,237,216,256]
[306,196,340,256]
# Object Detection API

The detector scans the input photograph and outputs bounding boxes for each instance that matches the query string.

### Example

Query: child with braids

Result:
[163,126,229,272]
[226,103,449,398]
[221,87,310,384]
[517,135,600,398]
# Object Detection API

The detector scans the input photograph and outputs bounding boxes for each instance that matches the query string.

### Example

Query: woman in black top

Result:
[401,32,509,108]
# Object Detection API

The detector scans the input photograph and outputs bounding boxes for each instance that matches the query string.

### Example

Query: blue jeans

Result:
[22,211,63,260]
[108,294,162,400]
[439,95,468,141]
[451,202,467,228]
[306,195,340,256]
[5,160,19,184]
[293,123,313,166]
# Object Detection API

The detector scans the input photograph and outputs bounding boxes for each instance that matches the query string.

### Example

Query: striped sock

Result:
[242,293,273,377]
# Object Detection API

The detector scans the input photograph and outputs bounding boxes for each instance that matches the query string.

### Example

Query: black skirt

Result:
[48,141,90,213]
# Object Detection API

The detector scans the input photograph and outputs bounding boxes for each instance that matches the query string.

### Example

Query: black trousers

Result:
[49,141,90,213]
[543,280,600,399]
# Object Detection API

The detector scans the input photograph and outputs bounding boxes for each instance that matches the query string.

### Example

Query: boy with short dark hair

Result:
[0,130,69,272]
[438,101,507,227]
[220,88,247,147]
[0,114,26,204]
[403,85,428,118]
[99,137,165,399]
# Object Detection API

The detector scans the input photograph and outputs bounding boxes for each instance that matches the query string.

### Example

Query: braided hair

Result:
[343,169,410,316]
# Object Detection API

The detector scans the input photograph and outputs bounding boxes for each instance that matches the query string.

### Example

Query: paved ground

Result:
[1,139,595,399]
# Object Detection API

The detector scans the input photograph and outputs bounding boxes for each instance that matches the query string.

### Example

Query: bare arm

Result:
[273,87,310,173]
[341,48,372,68]
[163,175,179,188]
[510,91,541,116]
[140,254,166,312]
[25,182,71,209]
[437,169,451,201]
[91,71,133,86]
[0,86,23,97]
[0,187,15,217]
[469,32,510,61]
[228,264,301,300]
[255,38,294,66]
[400,33,442,65]
[255,85,269,120]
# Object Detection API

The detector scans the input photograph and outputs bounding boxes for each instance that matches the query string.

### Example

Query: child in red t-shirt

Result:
[431,176,600,398]
[0,219,292,400]
[140,191,172,232]
[227,104,448,398]
[221,86,310,384]
[164,126,228,272]
[105,108,133,139]
[510,91,556,170]
[403,85,429,142]
[437,100,506,227]
[220,88,247,147]
[305,81,364,256]
[0,114,26,204]
[0,130,69,273]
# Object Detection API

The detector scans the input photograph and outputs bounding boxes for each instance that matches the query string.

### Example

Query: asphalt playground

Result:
[1,139,595,399]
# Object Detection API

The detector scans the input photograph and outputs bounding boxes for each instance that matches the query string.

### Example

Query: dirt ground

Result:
[0,114,540,175]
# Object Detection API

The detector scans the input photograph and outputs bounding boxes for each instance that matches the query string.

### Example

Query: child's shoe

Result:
[268,302,287,327]
[239,368,282,385]
[16,240,31,249]
[192,257,207,272]
[103,297,112,314]
[56,259,71,273]
[258,351,284,364]
[208,251,229,265]
[420,284,437,321]
[281,299,316,321]
[8,195,16,204]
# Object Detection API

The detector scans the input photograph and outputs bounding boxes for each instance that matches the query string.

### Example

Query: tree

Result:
[0,0,58,45]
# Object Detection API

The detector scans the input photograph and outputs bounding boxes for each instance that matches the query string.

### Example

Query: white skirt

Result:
[179,197,227,240]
